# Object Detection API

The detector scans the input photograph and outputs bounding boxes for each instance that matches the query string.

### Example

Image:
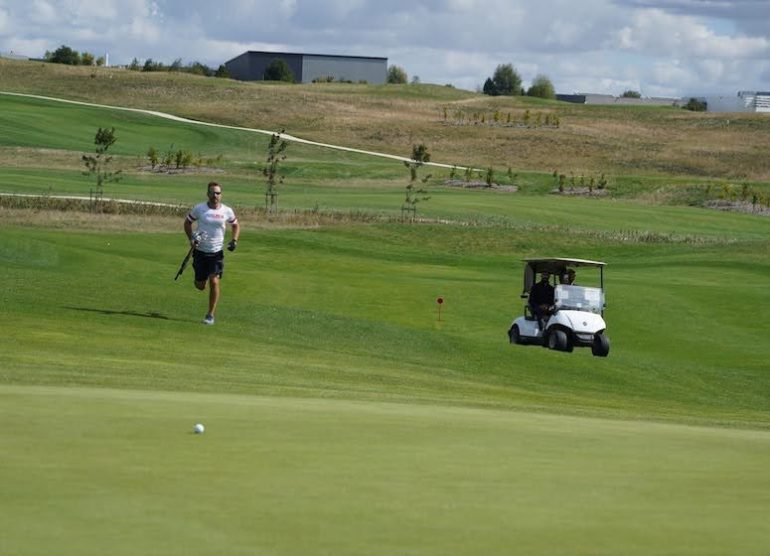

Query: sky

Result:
[1,0,769,97]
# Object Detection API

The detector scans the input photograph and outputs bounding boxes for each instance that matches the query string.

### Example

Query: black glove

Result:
[227,239,237,252]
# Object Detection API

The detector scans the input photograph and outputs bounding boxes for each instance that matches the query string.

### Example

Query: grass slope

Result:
[0,69,769,555]
[1,93,769,233]
[3,58,770,182]
[2,222,768,424]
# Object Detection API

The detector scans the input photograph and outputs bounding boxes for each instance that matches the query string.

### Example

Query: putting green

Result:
[2,384,769,556]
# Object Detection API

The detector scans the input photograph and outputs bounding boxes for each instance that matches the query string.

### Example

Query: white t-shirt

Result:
[186,202,238,253]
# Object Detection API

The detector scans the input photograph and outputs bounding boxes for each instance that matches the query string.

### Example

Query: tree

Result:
[387,65,408,84]
[402,144,431,221]
[143,58,164,72]
[82,127,121,202]
[262,131,289,212]
[485,167,495,187]
[527,74,555,99]
[683,97,707,112]
[411,144,430,164]
[492,64,522,96]
[215,64,230,78]
[147,146,159,170]
[482,77,498,96]
[47,45,80,65]
[189,62,212,76]
[81,52,95,66]
[264,59,294,82]
[621,90,641,98]
[128,58,141,71]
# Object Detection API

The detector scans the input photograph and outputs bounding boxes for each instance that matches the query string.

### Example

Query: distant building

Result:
[224,51,387,84]
[556,93,680,107]
[688,91,770,113]
[747,91,770,112]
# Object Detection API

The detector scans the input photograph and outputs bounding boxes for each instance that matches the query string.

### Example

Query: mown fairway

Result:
[1,70,769,555]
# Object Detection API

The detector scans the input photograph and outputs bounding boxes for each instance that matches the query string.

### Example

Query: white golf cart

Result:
[508,258,610,357]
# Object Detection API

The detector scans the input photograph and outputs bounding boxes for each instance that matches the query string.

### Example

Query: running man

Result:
[184,181,240,325]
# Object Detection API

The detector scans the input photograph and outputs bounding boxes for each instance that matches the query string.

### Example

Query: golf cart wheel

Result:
[508,324,522,345]
[592,334,610,357]
[547,329,569,352]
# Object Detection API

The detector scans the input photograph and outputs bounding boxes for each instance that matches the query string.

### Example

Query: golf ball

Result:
[193,423,205,434]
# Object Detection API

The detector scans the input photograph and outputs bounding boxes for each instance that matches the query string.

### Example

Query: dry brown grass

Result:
[0,201,395,232]
[3,58,770,181]
[0,207,180,232]
[0,147,91,170]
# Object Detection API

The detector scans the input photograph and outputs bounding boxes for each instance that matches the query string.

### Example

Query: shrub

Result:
[215,64,230,78]
[683,98,707,112]
[387,66,407,84]
[264,59,294,82]
[527,75,555,99]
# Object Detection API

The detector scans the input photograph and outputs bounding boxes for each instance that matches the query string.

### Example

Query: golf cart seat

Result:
[524,305,537,321]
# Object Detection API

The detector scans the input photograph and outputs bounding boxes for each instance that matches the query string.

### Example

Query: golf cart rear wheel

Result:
[508,324,522,345]
[547,329,569,351]
[592,334,610,357]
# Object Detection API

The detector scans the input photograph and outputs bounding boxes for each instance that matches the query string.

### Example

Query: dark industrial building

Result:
[225,51,388,84]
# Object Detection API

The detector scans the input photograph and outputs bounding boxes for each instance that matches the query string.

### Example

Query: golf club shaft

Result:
[174,246,194,280]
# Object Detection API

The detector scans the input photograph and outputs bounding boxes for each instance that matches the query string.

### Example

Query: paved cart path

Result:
[0,91,466,171]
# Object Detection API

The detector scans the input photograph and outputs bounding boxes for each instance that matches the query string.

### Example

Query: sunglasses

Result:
[209,191,222,195]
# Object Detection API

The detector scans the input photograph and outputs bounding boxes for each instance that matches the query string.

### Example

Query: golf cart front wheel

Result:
[592,334,610,357]
[508,324,522,345]
[547,329,569,352]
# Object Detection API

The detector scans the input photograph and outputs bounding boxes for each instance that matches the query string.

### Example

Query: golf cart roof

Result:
[524,258,606,273]
[520,258,606,296]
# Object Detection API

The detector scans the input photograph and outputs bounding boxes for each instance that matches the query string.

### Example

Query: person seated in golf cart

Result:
[559,268,576,285]
[528,271,554,327]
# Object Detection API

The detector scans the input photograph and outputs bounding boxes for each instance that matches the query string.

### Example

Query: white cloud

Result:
[0,8,8,34]
[29,0,58,24]
[615,8,769,58]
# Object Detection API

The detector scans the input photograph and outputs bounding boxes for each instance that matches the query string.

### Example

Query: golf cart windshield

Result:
[554,285,604,314]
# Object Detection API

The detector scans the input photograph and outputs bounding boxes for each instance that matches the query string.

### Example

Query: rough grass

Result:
[0,204,397,231]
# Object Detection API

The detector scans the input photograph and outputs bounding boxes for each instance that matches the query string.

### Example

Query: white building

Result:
[691,91,770,113]
[739,91,770,113]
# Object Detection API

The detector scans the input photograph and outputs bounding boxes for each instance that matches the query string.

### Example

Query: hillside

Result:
[3,57,770,183]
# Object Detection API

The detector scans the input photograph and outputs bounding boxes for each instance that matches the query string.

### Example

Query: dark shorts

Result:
[192,250,224,282]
